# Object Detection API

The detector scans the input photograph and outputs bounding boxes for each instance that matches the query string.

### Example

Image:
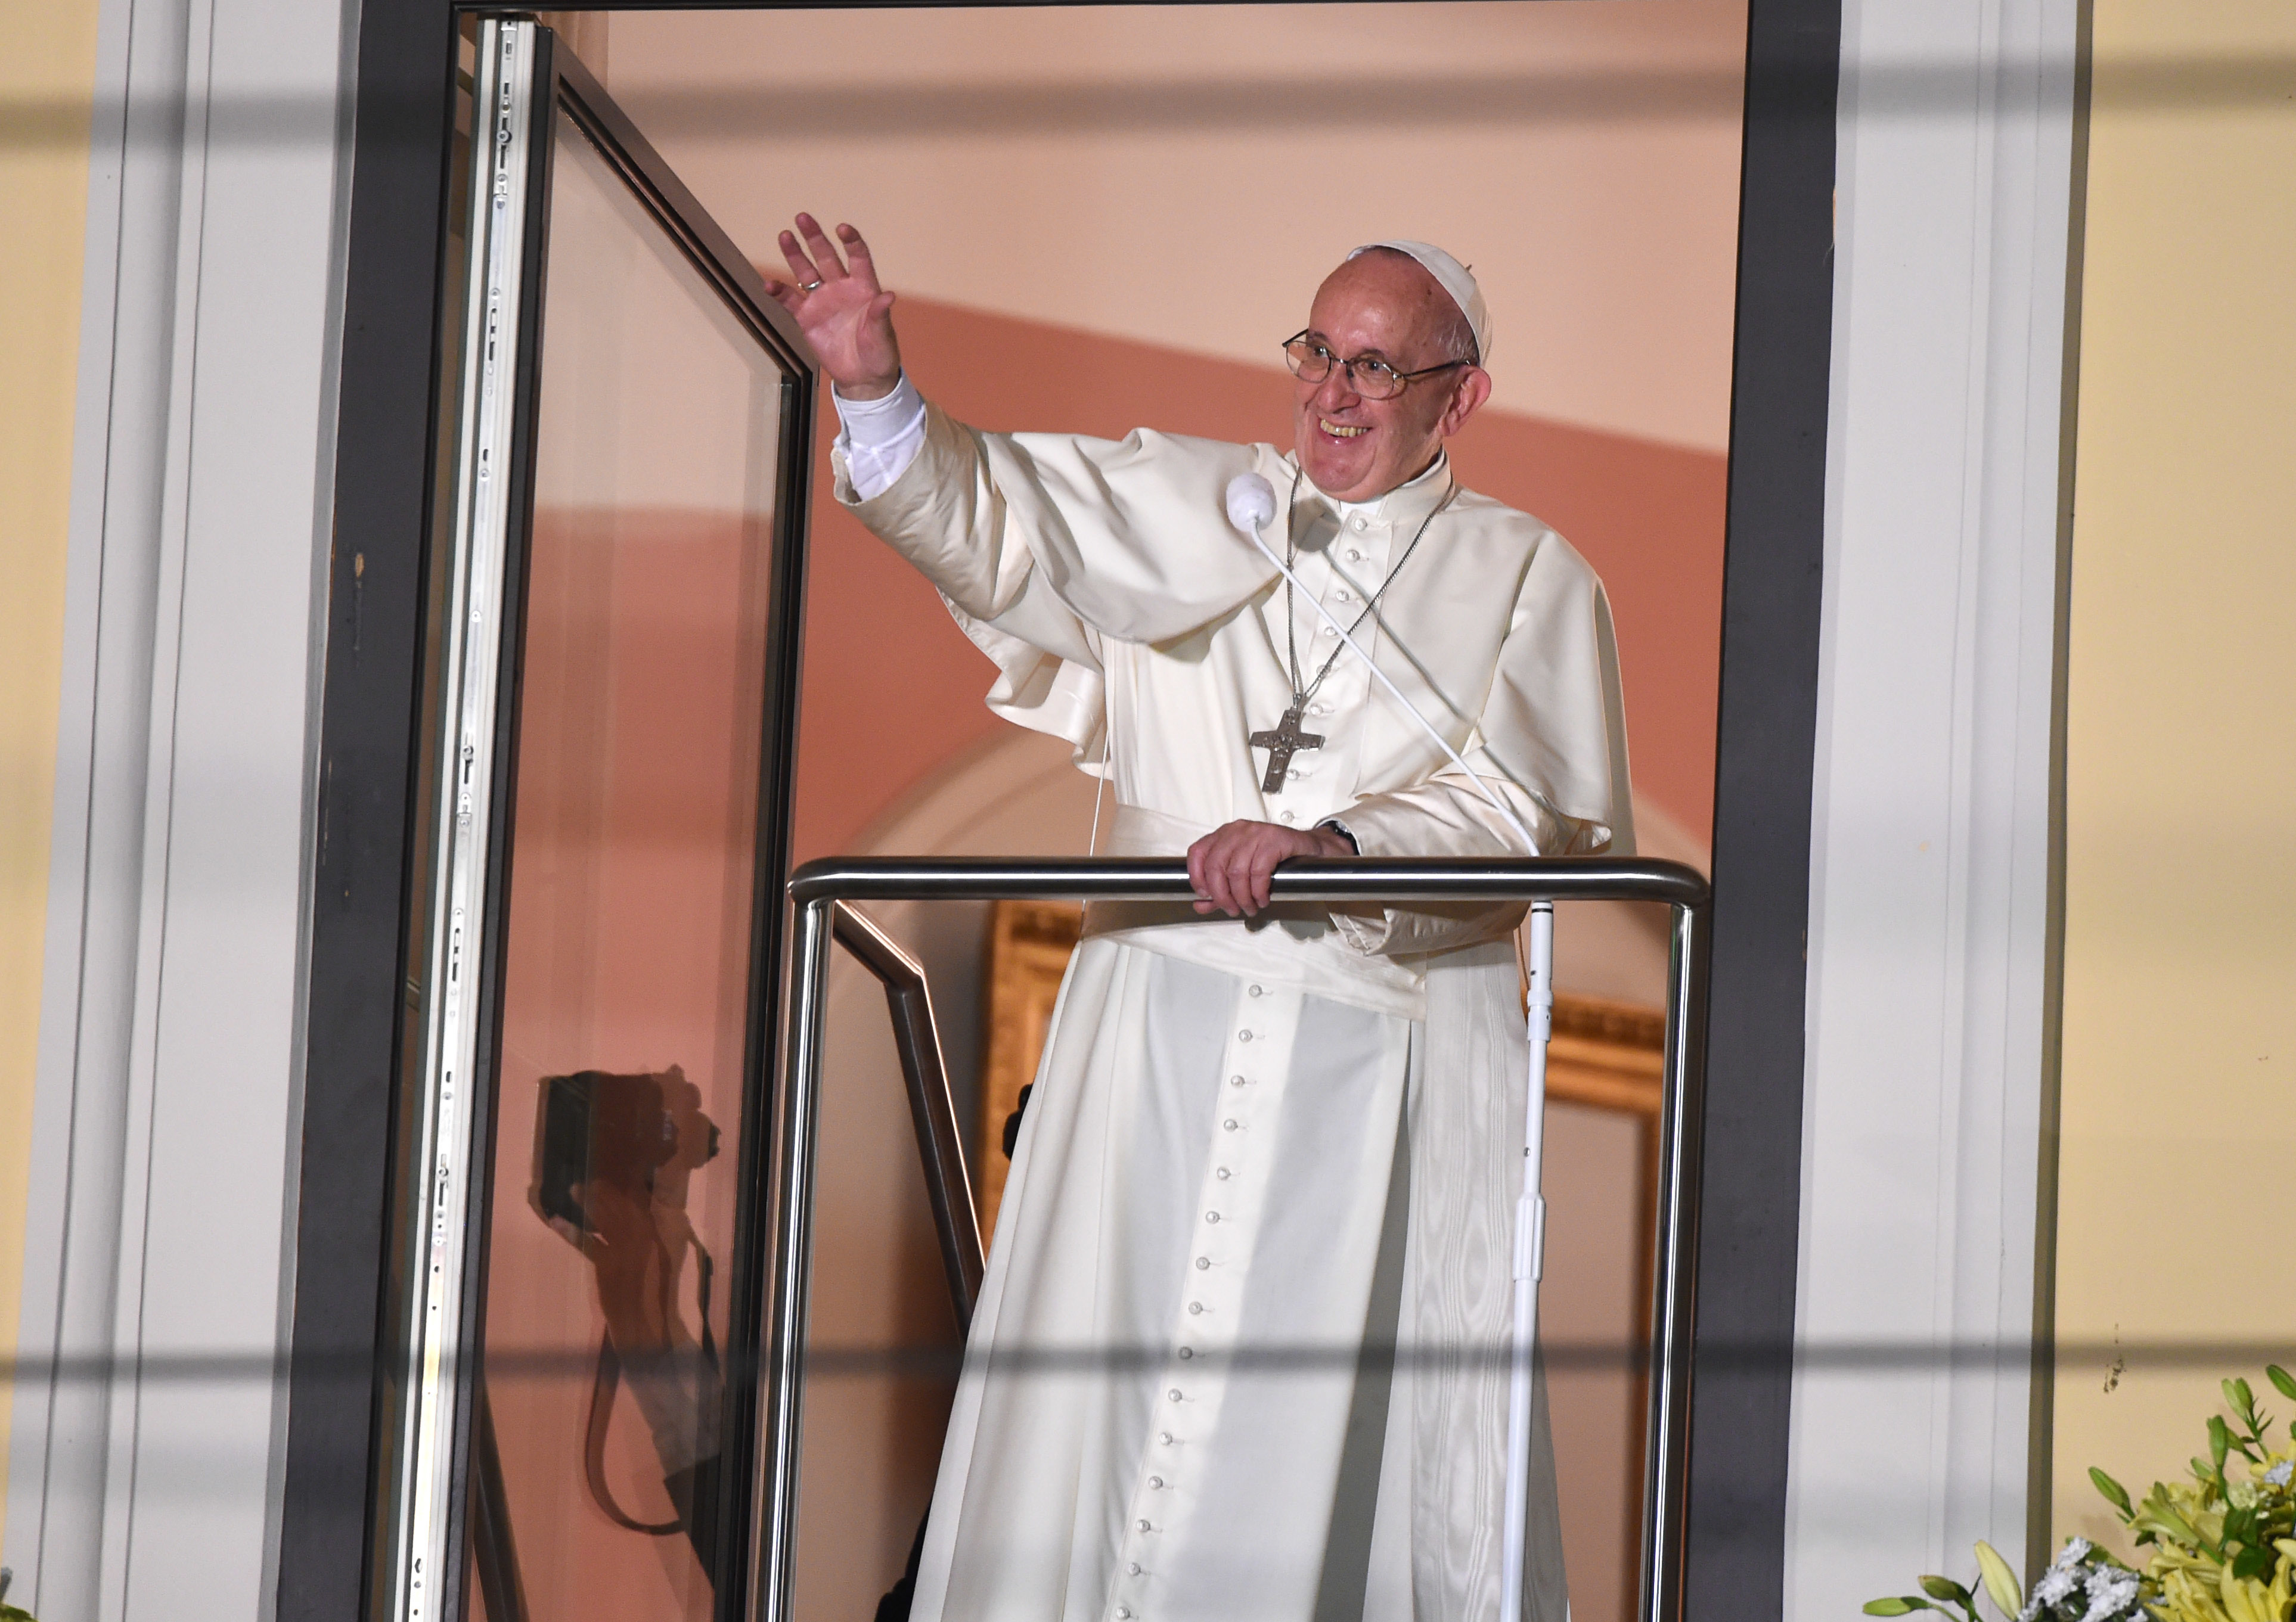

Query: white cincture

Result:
[1225,473,1554,1622]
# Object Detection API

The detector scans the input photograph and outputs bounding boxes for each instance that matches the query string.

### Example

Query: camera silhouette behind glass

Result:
[528,1065,725,1574]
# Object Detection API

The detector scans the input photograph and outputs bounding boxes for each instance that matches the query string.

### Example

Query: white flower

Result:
[2035,1562,2082,1607]
[2266,1459,2292,1487]
[2078,1568,2139,1622]
[2021,1537,2100,1620]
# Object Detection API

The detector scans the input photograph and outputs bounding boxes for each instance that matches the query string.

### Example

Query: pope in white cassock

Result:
[766,216,1633,1622]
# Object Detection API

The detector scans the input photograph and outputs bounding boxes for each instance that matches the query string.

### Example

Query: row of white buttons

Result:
[1107,983,1290,1622]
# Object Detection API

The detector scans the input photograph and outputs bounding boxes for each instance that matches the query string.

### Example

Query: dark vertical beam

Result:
[2027,0,2095,1580]
[277,2,460,1618]
[1684,0,1841,1611]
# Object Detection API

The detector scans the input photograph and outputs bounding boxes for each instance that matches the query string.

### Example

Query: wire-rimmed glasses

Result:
[1282,330,1471,400]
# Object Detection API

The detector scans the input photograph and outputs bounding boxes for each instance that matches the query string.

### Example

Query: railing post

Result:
[1503,899,1557,1622]
[1642,896,1712,1621]
[753,895,834,1622]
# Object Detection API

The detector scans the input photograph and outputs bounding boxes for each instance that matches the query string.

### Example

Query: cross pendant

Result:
[1248,702,1325,794]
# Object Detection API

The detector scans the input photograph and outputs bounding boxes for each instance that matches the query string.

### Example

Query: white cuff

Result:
[832,372,927,500]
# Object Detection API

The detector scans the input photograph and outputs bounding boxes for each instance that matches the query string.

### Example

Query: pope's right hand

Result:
[764,213,904,400]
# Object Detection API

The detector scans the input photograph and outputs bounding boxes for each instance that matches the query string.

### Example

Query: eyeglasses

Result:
[1281,331,1470,401]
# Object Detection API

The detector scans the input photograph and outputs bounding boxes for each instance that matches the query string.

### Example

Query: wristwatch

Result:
[1315,818,1360,854]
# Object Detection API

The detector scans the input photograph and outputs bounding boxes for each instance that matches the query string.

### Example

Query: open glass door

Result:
[377,20,815,1622]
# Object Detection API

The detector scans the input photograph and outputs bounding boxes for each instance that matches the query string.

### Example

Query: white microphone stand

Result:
[1225,476,1554,1622]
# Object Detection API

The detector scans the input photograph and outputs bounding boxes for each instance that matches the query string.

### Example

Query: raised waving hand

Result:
[762,214,903,400]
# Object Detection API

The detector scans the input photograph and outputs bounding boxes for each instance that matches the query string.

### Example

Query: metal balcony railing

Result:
[762,856,1711,1622]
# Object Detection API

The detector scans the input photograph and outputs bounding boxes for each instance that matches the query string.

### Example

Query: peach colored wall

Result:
[607,1,1748,455]
[594,0,1744,862]
[793,297,1723,863]
[2050,0,2296,1555]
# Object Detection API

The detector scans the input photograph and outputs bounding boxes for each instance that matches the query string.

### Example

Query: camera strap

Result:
[584,1233,719,1536]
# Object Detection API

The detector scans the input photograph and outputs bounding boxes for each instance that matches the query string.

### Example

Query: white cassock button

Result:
[1349,515,1367,531]
[1196,1256,1211,1269]
[1278,810,1295,824]
[1138,1519,1153,1531]
[1215,1168,1231,1180]
[1116,1608,1131,1619]
[1316,624,1335,637]
[1159,1433,1174,1445]
[1248,984,1263,997]
[1222,1119,1239,1132]
[1230,1076,1246,1087]
[1168,1388,1183,1401]
[1334,588,1352,602]
[1130,1562,1144,1576]
[1205,1211,1221,1223]
[1237,1030,1252,1043]
[1189,1302,1204,1315]
[1150,1476,1165,1489]
[1347,548,1364,562]
[1178,1347,1195,1359]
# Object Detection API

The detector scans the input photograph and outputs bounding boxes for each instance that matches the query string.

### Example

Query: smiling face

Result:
[1291,253,1491,502]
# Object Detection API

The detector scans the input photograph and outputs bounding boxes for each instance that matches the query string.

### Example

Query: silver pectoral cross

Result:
[1249,702,1324,794]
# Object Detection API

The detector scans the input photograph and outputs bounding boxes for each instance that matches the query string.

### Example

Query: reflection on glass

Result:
[467,108,787,1622]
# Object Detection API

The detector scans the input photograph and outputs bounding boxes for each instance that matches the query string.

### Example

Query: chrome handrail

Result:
[757,856,1712,1622]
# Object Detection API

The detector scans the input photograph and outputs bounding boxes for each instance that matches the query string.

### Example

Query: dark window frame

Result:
[283,3,1836,1616]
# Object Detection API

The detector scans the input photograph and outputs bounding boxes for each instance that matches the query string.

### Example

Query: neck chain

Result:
[1246,464,1450,795]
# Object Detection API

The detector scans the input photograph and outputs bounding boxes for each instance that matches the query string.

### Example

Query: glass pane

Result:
[467,107,790,1622]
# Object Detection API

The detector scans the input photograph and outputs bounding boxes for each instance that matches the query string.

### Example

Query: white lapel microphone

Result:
[1225,471,1557,1622]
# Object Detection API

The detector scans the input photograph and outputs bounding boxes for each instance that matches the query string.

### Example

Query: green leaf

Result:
[2092,1466,2136,1518]
[2227,1382,2269,1453]
[1919,1574,1973,1604]
[2266,1364,2296,1402]
[1974,1541,2024,1616]
[2211,1415,2233,1474]
[2233,1543,2274,1582]
[1863,1601,1932,1617]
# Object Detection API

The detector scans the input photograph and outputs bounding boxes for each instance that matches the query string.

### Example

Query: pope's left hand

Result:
[1187,819,1353,918]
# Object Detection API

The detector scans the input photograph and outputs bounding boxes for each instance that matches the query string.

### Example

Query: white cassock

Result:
[834,381,1632,1622]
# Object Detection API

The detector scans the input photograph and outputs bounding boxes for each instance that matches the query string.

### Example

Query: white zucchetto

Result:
[1347,240,1491,366]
